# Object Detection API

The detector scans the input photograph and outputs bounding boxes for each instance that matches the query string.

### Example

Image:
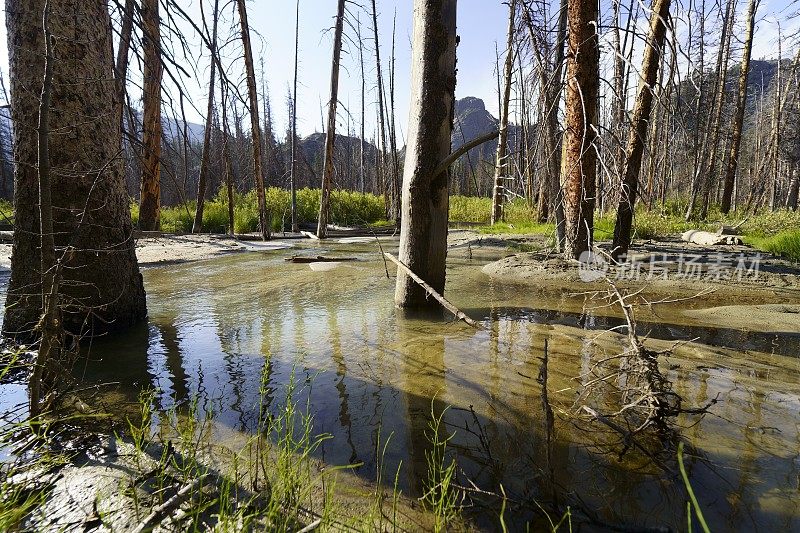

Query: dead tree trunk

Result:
[357,14,366,194]
[31,0,58,418]
[611,0,672,260]
[236,0,270,240]
[548,0,568,245]
[370,0,391,219]
[220,75,235,235]
[721,0,759,214]
[138,0,163,231]
[610,0,626,190]
[316,0,346,238]
[769,31,782,212]
[395,0,457,309]
[192,0,220,233]
[787,166,799,210]
[388,12,401,224]
[490,0,516,225]
[560,0,599,260]
[695,0,734,220]
[3,0,146,338]
[684,1,708,221]
[114,0,135,138]
[290,0,300,232]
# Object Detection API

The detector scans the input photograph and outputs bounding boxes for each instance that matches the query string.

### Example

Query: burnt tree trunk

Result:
[192,0,220,234]
[370,0,391,219]
[290,0,300,232]
[138,0,163,231]
[114,0,134,138]
[220,72,236,235]
[316,0,346,238]
[490,0,516,225]
[3,0,146,338]
[721,0,759,214]
[611,0,671,260]
[560,0,599,260]
[394,0,457,309]
[236,0,271,240]
[787,166,799,211]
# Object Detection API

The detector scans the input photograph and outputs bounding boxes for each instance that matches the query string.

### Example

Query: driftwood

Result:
[294,519,323,533]
[285,256,357,263]
[681,230,742,246]
[131,474,209,533]
[383,253,482,329]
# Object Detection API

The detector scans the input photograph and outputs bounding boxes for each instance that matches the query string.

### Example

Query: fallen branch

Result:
[383,253,483,329]
[285,256,357,263]
[294,519,323,533]
[131,474,209,533]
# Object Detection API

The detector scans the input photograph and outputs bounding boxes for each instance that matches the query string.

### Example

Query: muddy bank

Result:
[684,303,800,333]
[480,236,800,294]
[7,432,435,532]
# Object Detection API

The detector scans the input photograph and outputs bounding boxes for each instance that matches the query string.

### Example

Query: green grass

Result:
[745,230,800,262]
[130,188,388,234]
[449,196,536,225]
[0,199,12,225]
[476,221,553,235]
[14,188,800,258]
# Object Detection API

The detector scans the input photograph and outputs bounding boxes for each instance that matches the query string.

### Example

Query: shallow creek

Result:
[2,239,800,530]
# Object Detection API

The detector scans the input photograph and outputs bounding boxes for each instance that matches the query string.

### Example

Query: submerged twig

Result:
[383,253,483,329]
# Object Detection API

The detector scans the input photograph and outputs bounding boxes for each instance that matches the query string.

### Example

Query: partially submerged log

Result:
[384,253,482,329]
[285,255,357,263]
[681,230,743,246]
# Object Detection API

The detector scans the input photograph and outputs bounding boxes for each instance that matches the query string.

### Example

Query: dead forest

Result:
[0,0,799,531]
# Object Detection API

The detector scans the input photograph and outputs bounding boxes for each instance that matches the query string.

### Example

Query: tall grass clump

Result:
[422,401,462,532]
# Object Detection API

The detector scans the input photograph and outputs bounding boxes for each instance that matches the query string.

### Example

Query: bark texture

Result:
[560,0,599,260]
[4,0,146,338]
[138,0,163,231]
[394,0,457,308]
[611,0,671,259]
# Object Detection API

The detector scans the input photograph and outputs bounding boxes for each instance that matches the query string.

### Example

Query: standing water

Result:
[2,239,800,530]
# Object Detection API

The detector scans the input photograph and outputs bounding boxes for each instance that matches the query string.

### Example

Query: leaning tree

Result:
[3,0,147,338]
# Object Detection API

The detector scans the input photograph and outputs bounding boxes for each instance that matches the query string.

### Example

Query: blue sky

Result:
[0,0,796,141]
[0,1,511,140]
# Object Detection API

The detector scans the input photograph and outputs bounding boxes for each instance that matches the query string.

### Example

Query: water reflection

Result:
[5,247,799,530]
